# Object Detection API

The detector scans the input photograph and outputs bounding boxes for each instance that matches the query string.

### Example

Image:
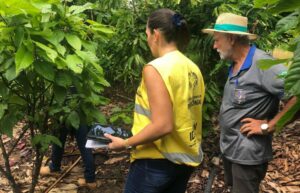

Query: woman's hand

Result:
[104,133,126,151]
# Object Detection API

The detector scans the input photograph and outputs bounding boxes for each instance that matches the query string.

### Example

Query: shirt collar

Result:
[228,45,256,78]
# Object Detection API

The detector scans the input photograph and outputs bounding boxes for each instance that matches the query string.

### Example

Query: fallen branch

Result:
[43,156,81,193]
[44,149,109,166]
[115,93,134,102]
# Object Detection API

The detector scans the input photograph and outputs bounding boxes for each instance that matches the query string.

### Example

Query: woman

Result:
[105,8,205,193]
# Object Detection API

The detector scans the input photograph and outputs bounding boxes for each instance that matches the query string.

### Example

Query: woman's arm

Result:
[105,65,173,150]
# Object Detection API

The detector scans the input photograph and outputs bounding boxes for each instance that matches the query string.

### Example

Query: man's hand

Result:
[104,133,126,151]
[240,118,267,137]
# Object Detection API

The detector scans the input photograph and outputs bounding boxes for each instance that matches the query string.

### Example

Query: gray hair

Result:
[222,33,250,45]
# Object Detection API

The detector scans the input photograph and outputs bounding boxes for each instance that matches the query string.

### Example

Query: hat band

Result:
[214,24,247,32]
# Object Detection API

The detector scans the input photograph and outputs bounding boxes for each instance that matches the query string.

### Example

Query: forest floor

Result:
[0,97,300,193]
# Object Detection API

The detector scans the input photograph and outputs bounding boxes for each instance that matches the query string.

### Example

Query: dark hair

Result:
[147,8,190,51]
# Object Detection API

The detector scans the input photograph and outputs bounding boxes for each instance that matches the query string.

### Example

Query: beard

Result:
[217,47,233,61]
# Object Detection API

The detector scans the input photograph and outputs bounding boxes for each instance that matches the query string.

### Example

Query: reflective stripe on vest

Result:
[162,146,203,164]
[135,104,151,118]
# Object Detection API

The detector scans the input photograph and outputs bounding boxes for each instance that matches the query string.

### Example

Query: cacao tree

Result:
[254,0,300,130]
[0,0,112,192]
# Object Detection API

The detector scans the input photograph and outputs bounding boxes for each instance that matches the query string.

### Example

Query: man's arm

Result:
[240,96,298,137]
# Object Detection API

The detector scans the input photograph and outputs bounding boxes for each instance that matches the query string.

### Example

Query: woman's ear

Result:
[153,29,160,43]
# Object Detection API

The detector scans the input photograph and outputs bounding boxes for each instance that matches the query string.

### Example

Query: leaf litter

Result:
[0,109,299,193]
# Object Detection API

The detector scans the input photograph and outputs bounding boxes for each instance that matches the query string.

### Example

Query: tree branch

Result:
[7,124,29,156]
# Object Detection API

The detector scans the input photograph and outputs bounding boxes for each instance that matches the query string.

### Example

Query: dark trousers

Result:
[50,125,95,183]
[124,159,195,193]
[223,157,268,193]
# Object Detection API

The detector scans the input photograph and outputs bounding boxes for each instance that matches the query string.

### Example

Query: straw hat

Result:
[202,13,257,40]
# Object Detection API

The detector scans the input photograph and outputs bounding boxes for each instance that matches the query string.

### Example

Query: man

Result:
[40,124,97,189]
[202,13,297,193]
[40,86,97,189]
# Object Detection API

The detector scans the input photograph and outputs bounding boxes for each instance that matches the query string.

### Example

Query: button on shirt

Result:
[219,45,287,165]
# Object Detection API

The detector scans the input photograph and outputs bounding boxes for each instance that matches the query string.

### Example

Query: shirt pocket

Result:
[231,87,253,108]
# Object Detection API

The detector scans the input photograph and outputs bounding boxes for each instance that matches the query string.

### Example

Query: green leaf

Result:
[56,44,66,56]
[48,105,63,116]
[75,50,103,74]
[82,40,97,53]
[87,68,109,87]
[32,134,62,152]
[44,31,65,46]
[29,29,53,37]
[0,103,8,119]
[41,13,51,23]
[123,115,132,124]
[109,113,132,125]
[0,58,14,73]
[0,0,40,17]
[69,2,94,15]
[4,65,18,81]
[285,58,300,92]
[15,44,34,74]
[85,92,102,105]
[66,111,80,129]
[66,55,83,74]
[14,27,24,48]
[92,25,114,35]
[34,41,58,62]
[270,0,300,13]
[81,104,106,124]
[294,41,300,60]
[0,81,9,98]
[90,108,106,124]
[257,59,288,70]
[75,50,98,64]
[44,31,66,55]
[253,0,279,8]
[55,71,72,87]
[276,12,299,33]
[53,85,67,104]
[8,95,27,106]
[290,80,300,96]
[86,20,114,37]
[0,111,22,137]
[276,97,300,132]
[65,34,82,50]
[34,62,55,81]
[31,0,60,9]
[56,57,68,69]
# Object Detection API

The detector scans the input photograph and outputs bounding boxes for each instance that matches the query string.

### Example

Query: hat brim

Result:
[202,28,257,40]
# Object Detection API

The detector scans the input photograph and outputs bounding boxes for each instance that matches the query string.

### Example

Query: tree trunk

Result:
[0,137,21,193]
[28,147,44,193]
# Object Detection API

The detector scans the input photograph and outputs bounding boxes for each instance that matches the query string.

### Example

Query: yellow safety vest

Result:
[131,50,205,167]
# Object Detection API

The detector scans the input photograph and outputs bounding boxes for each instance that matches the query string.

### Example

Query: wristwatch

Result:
[260,123,269,135]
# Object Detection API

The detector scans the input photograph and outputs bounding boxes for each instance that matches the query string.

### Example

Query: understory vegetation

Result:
[0,0,299,192]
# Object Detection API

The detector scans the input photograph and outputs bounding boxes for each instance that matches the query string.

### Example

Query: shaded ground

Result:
[1,114,299,192]
[188,120,300,193]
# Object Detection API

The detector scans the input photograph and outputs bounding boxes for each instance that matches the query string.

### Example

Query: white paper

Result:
[85,139,108,149]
